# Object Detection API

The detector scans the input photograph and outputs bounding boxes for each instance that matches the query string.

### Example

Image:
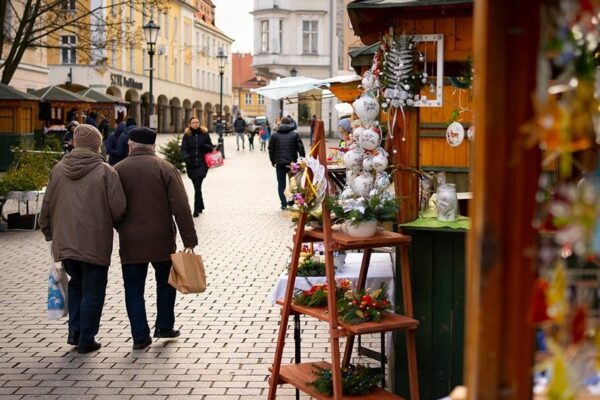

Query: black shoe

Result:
[67,332,79,346]
[287,200,294,206]
[193,212,199,218]
[132,337,152,350]
[281,205,287,210]
[78,341,101,354]
[153,328,181,338]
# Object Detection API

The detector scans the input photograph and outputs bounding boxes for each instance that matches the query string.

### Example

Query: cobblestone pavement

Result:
[0,134,379,400]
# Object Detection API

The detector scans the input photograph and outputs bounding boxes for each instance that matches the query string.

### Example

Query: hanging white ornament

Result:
[372,150,389,172]
[374,172,391,191]
[446,122,465,147]
[341,187,355,200]
[467,126,475,141]
[357,128,381,151]
[351,172,374,198]
[362,154,374,172]
[353,94,380,123]
[343,149,364,171]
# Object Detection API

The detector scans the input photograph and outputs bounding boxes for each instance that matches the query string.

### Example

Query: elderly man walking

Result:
[115,127,198,350]
[40,124,126,354]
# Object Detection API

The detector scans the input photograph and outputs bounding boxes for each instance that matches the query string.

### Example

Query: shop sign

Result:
[110,74,143,90]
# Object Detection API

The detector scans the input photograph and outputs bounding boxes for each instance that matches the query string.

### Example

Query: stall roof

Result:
[78,88,128,104]
[251,75,360,100]
[0,83,39,101]
[348,0,473,44]
[29,85,96,103]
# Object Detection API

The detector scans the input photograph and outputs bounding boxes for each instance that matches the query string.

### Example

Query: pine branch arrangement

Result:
[309,365,383,396]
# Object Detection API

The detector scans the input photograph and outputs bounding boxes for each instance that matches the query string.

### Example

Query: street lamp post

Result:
[143,20,160,129]
[217,48,227,158]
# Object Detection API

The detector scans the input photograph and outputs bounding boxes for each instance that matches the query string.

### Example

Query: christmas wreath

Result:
[337,283,391,324]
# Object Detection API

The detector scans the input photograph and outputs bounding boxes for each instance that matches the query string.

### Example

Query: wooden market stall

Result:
[28,85,95,127]
[345,1,474,399]
[77,88,128,127]
[0,83,40,170]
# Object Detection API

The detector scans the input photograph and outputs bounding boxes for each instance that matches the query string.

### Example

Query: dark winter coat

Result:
[105,122,126,165]
[115,147,198,263]
[180,128,214,179]
[39,148,126,266]
[268,123,305,167]
[233,117,246,133]
[115,123,137,160]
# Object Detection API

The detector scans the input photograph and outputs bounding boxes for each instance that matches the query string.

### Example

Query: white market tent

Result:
[251,75,361,102]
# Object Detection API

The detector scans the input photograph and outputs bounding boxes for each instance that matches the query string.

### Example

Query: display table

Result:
[3,190,45,231]
[268,252,395,305]
[393,217,468,400]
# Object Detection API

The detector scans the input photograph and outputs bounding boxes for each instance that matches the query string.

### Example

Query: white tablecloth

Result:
[268,252,395,305]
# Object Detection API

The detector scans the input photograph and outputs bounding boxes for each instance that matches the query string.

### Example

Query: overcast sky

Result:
[213,0,254,54]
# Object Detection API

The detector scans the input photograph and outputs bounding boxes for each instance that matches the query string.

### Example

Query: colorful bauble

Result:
[446,122,465,147]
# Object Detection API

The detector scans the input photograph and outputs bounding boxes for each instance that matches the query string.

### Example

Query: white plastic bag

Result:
[47,242,68,320]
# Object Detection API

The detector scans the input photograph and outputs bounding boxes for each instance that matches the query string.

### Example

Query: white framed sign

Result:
[412,34,444,108]
[149,114,158,130]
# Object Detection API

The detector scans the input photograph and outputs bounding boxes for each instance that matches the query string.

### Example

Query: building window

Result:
[174,58,178,82]
[196,68,200,88]
[201,71,205,89]
[61,0,76,11]
[111,47,117,68]
[130,42,135,72]
[173,17,178,41]
[142,50,147,75]
[245,93,252,105]
[164,13,169,37]
[260,20,269,53]
[61,35,76,64]
[164,55,168,80]
[277,19,283,54]
[302,21,318,54]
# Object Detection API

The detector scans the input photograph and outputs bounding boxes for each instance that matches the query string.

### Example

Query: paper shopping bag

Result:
[204,150,224,168]
[47,242,68,320]
[169,250,206,294]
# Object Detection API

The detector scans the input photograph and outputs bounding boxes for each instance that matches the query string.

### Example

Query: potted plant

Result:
[327,193,399,238]
[0,141,59,230]
[158,135,186,173]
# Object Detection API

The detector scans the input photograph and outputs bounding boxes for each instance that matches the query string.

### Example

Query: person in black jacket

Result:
[180,117,214,217]
[268,117,306,210]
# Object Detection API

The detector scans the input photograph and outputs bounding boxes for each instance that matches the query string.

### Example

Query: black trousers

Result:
[191,175,205,213]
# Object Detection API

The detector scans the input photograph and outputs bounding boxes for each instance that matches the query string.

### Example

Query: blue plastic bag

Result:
[47,242,68,320]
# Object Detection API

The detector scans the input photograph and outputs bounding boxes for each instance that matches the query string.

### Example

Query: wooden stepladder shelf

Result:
[267,121,419,400]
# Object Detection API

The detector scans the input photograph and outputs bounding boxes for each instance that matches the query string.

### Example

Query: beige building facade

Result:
[47,0,233,133]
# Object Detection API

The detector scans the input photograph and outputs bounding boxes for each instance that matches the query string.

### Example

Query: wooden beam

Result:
[465,0,541,398]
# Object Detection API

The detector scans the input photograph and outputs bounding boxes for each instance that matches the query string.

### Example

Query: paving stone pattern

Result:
[0,135,384,399]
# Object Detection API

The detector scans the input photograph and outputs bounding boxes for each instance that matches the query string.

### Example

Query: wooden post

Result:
[465,0,541,398]
[387,108,419,224]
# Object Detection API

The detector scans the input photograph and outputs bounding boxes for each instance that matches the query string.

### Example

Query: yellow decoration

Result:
[547,343,575,400]
[546,260,568,325]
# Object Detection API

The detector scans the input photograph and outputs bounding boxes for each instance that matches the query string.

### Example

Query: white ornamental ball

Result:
[422,78,428,84]
[353,95,380,122]
[353,126,365,142]
[343,149,364,171]
[372,152,389,172]
[382,102,388,109]
[374,173,391,190]
[362,155,374,172]
[346,169,359,186]
[357,128,381,151]
[422,72,428,78]
[341,187,354,200]
[400,91,409,100]
[351,173,374,198]
[467,126,475,141]
[403,84,410,91]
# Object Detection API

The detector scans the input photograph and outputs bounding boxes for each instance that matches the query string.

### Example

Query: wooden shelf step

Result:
[277,300,419,335]
[278,361,405,400]
[302,229,412,250]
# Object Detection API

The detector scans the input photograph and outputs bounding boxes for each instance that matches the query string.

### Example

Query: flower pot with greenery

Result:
[327,193,399,238]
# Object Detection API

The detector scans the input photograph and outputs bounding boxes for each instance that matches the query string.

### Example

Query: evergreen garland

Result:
[309,365,383,396]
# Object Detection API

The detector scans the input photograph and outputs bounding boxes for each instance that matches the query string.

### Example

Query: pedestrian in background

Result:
[259,120,271,151]
[98,115,110,140]
[181,117,214,217]
[115,127,198,350]
[115,116,137,160]
[62,120,79,153]
[268,116,306,210]
[105,121,126,166]
[286,114,298,130]
[233,112,246,151]
[247,125,256,151]
[85,111,98,128]
[40,124,126,354]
